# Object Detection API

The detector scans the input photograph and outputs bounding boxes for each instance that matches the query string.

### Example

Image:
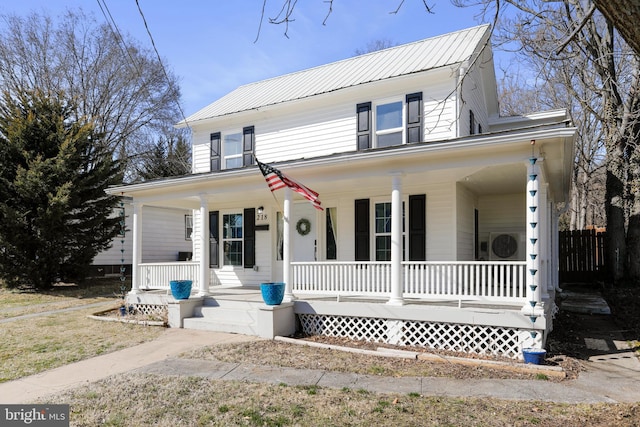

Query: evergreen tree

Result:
[0,89,122,289]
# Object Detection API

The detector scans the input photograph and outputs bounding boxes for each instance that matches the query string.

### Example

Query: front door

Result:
[292,202,317,262]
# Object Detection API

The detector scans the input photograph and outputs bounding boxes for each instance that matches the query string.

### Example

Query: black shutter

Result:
[354,199,370,261]
[244,208,255,268]
[243,126,255,166]
[406,92,422,143]
[408,195,426,261]
[209,211,219,268]
[469,110,476,135]
[356,102,372,150]
[210,132,221,171]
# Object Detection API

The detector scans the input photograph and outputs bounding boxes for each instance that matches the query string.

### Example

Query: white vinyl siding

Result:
[93,204,193,266]
[257,103,354,162]
[455,183,477,260]
[190,72,459,172]
[459,65,488,138]
[477,193,525,259]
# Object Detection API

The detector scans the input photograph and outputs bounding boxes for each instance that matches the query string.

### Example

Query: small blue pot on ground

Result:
[170,280,193,300]
[522,348,546,365]
[260,282,285,305]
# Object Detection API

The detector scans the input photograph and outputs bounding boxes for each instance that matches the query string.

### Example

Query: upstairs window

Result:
[210,126,255,171]
[375,101,403,147]
[357,92,422,150]
[223,132,243,169]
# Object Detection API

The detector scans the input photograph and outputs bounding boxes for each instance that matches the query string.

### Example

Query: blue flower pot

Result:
[170,280,193,300]
[522,348,546,365]
[260,282,285,305]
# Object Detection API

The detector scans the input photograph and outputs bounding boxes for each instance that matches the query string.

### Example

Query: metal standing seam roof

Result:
[181,25,491,124]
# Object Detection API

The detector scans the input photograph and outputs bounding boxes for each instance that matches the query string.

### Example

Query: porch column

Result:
[130,202,142,295]
[198,194,209,296]
[523,154,543,317]
[283,187,295,302]
[387,173,404,306]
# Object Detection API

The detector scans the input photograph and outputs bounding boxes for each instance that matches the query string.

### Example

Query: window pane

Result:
[224,133,242,155]
[377,132,402,147]
[376,236,391,261]
[376,102,402,131]
[375,203,392,233]
[223,214,243,239]
[224,241,243,266]
[225,157,243,169]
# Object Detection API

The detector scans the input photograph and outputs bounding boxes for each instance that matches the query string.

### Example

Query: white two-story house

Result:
[108,25,575,359]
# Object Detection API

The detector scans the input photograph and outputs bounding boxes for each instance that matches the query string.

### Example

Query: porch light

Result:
[257,206,264,214]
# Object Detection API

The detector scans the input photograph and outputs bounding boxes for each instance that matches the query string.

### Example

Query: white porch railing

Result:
[138,262,199,290]
[292,261,527,303]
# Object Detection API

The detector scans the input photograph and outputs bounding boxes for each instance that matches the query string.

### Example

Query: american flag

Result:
[257,160,323,210]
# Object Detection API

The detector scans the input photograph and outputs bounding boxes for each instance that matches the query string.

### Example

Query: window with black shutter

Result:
[243,126,255,166]
[210,132,221,171]
[469,110,476,135]
[356,102,372,150]
[354,199,370,261]
[244,208,255,268]
[406,92,422,143]
[209,211,219,268]
[408,194,426,261]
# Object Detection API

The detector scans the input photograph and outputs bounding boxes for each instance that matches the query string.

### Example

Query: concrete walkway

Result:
[0,325,638,405]
[0,329,256,404]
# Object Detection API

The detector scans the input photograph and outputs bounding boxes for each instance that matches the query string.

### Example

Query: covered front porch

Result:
[112,130,572,360]
[126,257,548,360]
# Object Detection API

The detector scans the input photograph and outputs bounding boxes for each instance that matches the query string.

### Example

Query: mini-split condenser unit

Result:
[489,232,524,261]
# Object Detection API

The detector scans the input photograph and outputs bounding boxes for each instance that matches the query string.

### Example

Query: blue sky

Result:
[0,1,499,117]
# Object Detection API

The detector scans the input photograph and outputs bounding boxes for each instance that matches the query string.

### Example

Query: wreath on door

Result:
[296,218,311,236]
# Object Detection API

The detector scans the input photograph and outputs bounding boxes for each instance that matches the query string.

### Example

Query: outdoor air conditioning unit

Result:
[489,232,524,261]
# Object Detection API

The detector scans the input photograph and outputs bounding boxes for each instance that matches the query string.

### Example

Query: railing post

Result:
[130,202,142,295]
[388,173,404,306]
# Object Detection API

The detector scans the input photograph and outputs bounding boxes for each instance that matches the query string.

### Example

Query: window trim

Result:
[373,97,404,148]
[372,198,406,261]
[222,130,243,170]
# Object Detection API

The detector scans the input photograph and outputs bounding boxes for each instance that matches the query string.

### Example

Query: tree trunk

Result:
[592,0,640,56]
[605,142,627,282]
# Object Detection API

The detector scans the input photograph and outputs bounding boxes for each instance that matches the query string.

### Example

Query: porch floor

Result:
[140,286,524,311]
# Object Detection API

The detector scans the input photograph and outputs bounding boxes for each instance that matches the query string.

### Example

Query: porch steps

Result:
[182,297,261,335]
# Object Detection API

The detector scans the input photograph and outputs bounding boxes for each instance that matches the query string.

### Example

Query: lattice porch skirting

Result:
[298,313,526,359]
[131,303,167,317]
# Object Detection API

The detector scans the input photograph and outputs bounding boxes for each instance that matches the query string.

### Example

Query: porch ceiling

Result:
[460,163,526,196]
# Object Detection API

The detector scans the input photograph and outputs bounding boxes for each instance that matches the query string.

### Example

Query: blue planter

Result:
[170,280,193,300]
[260,282,285,305]
[522,348,546,365]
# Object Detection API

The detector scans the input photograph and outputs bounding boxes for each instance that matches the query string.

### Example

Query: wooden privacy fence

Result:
[559,229,608,283]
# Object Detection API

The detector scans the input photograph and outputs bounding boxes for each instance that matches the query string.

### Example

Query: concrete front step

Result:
[182,316,258,335]
[183,297,259,335]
